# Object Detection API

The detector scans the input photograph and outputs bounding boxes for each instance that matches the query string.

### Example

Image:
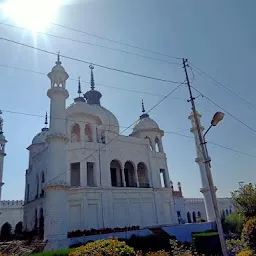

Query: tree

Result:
[223,212,245,234]
[231,183,256,218]
[0,222,12,241]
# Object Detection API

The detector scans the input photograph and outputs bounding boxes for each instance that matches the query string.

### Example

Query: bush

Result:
[121,234,175,253]
[170,240,193,256]
[192,231,221,255]
[237,249,255,256]
[69,238,135,256]
[31,248,74,256]
[242,217,256,251]
[226,239,248,256]
[223,213,245,234]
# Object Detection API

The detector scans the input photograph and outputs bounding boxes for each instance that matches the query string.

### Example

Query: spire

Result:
[0,110,3,134]
[90,65,95,90]
[56,51,61,65]
[74,76,85,103]
[78,76,82,97]
[42,111,49,132]
[140,100,149,119]
[84,65,102,105]
[45,112,48,127]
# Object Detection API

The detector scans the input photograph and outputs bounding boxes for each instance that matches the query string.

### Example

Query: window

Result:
[71,162,80,187]
[124,161,136,187]
[198,211,201,218]
[110,160,123,187]
[145,136,153,151]
[85,124,92,142]
[177,211,181,224]
[71,123,80,143]
[187,212,191,223]
[137,162,149,188]
[192,211,197,223]
[160,169,168,188]
[87,162,95,186]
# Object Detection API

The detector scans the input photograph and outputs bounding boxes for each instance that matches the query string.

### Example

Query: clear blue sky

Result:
[0,0,256,200]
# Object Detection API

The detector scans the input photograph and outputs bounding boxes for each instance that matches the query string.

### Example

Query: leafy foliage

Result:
[223,213,245,234]
[242,217,256,251]
[232,183,256,218]
[236,249,255,256]
[226,239,248,256]
[69,238,135,256]
[31,248,74,256]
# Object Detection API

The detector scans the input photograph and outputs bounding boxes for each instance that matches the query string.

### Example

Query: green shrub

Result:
[31,248,74,256]
[69,238,135,256]
[121,234,175,253]
[242,217,256,251]
[192,231,221,254]
[223,212,245,234]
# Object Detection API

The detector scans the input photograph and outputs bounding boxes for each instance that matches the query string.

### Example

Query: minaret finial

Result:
[0,110,3,134]
[44,112,48,127]
[142,99,145,113]
[78,76,82,97]
[89,65,95,90]
[56,51,61,65]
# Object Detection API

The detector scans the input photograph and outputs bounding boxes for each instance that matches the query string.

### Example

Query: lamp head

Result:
[211,112,224,126]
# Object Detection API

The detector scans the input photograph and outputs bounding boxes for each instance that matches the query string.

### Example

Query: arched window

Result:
[155,137,160,152]
[229,208,232,214]
[85,123,92,142]
[124,161,136,187]
[137,162,149,188]
[36,174,39,199]
[1,222,12,241]
[40,171,45,197]
[197,211,201,218]
[187,212,192,223]
[226,209,229,216]
[71,123,80,143]
[145,136,153,151]
[192,211,197,223]
[110,160,123,187]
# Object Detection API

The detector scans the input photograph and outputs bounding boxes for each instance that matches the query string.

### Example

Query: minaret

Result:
[74,77,85,103]
[0,111,7,201]
[189,111,215,221]
[43,53,70,249]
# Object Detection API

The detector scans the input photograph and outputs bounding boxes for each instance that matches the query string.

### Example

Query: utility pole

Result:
[182,58,228,256]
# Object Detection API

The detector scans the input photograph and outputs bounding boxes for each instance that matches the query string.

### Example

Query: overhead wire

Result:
[189,62,256,110]
[0,22,180,66]
[0,37,183,84]
[0,63,186,100]
[51,22,182,61]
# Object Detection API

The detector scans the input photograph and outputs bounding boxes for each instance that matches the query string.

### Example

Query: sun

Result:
[2,0,62,32]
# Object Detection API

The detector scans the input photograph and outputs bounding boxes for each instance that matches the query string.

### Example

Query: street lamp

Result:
[202,111,227,256]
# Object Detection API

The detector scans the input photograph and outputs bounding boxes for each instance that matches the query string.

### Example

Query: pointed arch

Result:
[226,209,229,216]
[192,211,197,223]
[145,136,153,151]
[155,136,163,152]
[137,162,149,188]
[85,123,92,142]
[110,160,123,187]
[187,212,192,223]
[71,123,80,142]
[124,161,137,187]
[197,211,201,218]
[40,171,45,197]
[14,221,23,236]
[1,222,12,241]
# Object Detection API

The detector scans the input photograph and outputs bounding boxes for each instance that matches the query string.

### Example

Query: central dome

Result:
[32,128,49,145]
[133,116,159,132]
[66,102,119,134]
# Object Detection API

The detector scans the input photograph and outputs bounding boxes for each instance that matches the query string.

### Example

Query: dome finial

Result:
[44,112,48,127]
[56,51,62,65]
[89,64,95,90]
[78,76,82,97]
[0,110,3,134]
[142,99,146,113]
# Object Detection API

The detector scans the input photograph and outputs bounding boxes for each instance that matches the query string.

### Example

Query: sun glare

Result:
[2,0,61,32]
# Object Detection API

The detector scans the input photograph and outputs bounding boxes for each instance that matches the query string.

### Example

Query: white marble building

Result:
[0,57,234,248]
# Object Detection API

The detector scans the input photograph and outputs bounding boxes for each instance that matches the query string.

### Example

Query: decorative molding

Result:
[46,133,69,144]
[43,181,70,191]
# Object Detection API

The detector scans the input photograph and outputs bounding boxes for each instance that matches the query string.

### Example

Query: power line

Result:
[189,62,256,110]
[0,37,183,84]
[51,22,182,61]
[191,86,256,135]
[0,63,186,100]
[44,82,184,184]
[0,22,180,66]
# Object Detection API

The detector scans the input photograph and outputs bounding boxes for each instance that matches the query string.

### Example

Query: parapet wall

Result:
[0,200,24,208]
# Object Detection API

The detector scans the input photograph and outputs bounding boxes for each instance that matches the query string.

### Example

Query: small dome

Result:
[51,64,66,73]
[32,128,49,145]
[133,116,159,132]
[67,102,119,134]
